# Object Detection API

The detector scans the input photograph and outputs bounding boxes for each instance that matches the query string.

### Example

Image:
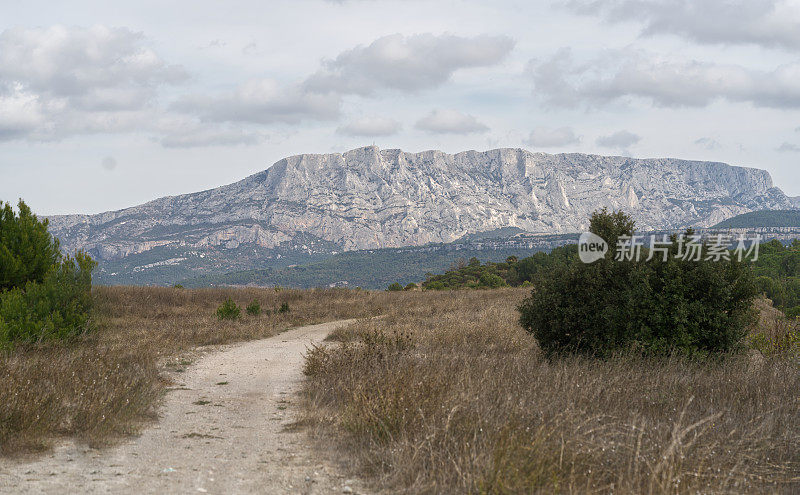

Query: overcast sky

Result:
[2,0,800,215]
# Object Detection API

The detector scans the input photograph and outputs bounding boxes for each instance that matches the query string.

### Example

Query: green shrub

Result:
[0,252,96,346]
[518,210,758,357]
[748,327,800,357]
[425,281,446,291]
[387,282,403,291]
[246,299,261,316]
[278,302,290,313]
[0,200,62,291]
[420,244,579,290]
[216,298,241,320]
[478,272,506,288]
[0,201,96,348]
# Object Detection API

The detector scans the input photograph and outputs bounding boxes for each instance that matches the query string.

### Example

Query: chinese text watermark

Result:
[579,233,761,264]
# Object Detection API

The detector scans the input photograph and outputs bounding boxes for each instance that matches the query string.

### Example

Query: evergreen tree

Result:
[0,200,61,291]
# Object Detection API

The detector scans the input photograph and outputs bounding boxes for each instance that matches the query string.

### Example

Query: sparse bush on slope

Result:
[421,246,577,290]
[216,297,241,320]
[246,299,261,316]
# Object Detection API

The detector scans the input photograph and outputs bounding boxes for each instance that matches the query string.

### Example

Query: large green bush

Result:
[0,200,61,291]
[750,239,800,317]
[0,252,96,344]
[519,210,757,356]
[0,200,96,347]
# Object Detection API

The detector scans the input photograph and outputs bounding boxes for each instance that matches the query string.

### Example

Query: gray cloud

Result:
[530,48,800,109]
[694,137,721,150]
[154,114,267,148]
[304,33,514,95]
[414,109,489,134]
[565,0,800,50]
[172,79,340,125]
[336,116,401,137]
[777,142,800,152]
[524,126,580,147]
[0,29,512,146]
[101,156,117,171]
[159,128,265,148]
[173,33,512,129]
[0,25,186,141]
[0,25,186,102]
[596,130,641,148]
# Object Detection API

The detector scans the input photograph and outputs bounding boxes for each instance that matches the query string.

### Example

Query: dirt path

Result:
[0,319,367,494]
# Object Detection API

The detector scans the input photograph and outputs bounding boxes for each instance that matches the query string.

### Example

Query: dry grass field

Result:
[301,289,800,494]
[0,286,391,454]
[2,286,798,494]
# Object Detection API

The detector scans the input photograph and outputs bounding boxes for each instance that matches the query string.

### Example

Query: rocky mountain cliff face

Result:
[48,146,794,262]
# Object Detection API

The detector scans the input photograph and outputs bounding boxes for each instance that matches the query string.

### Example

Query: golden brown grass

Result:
[302,289,800,494]
[0,286,391,454]
[748,297,800,357]
[4,284,798,493]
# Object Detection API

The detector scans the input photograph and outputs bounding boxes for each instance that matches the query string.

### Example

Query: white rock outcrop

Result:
[48,146,795,260]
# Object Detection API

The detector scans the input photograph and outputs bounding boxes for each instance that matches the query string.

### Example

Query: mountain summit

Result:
[49,146,793,264]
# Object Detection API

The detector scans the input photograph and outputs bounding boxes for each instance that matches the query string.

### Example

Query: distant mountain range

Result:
[46,146,796,285]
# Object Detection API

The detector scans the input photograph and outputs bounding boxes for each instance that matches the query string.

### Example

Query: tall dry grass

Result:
[301,289,800,494]
[0,286,391,454]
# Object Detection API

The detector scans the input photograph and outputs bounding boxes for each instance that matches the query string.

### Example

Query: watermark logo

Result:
[578,231,608,263]
[578,232,762,263]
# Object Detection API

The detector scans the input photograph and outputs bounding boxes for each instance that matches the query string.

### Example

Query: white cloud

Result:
[414,109,489,134]
[0,25,186,102]
[524,126,580,147]
[304,33,514,95]
[0,25,186,141]
[0,28,511,146]
[596,130,641,148]
[0,85,48,140]
[173,79,340,125]
[565,0,800,50]
[336,116,401,136]
[530,48,800,109]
